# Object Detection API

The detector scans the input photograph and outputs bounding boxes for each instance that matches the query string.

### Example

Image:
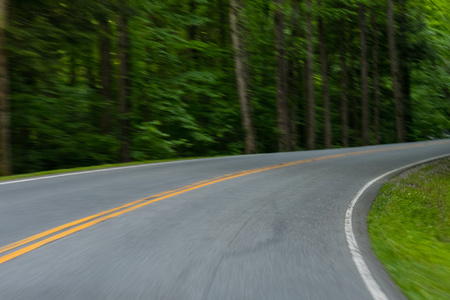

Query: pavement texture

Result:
[0,141,449,300]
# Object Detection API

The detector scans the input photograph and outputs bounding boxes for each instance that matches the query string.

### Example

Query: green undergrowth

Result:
[368,158,450,300]
[0,155,227,182]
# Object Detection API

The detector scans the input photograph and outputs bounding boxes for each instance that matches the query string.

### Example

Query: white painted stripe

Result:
[0,156,233,186]
[345,154,449,300]
[1,141,444,186]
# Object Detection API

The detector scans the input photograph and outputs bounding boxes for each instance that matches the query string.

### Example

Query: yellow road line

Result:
[0,141,448,264]
[0,177,233,255]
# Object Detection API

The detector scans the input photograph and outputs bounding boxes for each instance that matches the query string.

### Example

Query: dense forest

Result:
[0,0,449,176]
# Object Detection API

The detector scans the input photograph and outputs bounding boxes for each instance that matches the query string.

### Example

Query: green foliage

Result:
[132,121,176,160]
[411,66,450,139]
[4,0,450,175]
[368,158,450,299]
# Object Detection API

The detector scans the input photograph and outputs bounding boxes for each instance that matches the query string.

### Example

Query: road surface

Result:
[0,140,449,299]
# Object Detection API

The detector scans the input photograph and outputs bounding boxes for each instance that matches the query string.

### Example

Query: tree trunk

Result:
[318,2,331,149]
[188,1,197,41]
[371,10,381,144]
[400,63,412,140]
[339,19,349,148]
[398,0,412,141]
[0,0,11,175]
[218,0,228,49]
[387,0,406,142]
[189,0,198,63]
[288,70,298,151]
[288,0,301,150]
[349,51,360,145]
[305,0,315,150]
[229,0,257,154]
[359,3,370,146]
[274,0,290,152]
[100,16,112,134]
[118,12,131,162]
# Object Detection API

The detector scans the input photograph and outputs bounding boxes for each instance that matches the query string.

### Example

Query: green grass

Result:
[368,158,450,300]
[0,155,227,182]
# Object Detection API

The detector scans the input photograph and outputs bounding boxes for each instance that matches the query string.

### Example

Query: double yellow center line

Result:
[0,142,448,264]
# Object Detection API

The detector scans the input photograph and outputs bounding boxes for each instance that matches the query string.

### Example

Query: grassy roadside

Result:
[0,156,227,182]
[368,158,450,300]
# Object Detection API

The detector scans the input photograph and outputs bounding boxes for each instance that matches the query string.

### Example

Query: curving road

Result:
[0,140,449,300]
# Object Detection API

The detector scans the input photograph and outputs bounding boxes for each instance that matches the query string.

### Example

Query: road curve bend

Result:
[0,140,449,299]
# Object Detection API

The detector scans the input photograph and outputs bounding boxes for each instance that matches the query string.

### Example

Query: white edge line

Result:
[0,156,234,186]
[345,154,450,300]
[0,144,401,187]
[0,151,292,187]
[2,141,445,187]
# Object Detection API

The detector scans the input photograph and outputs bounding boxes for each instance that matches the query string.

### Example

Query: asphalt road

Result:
[0,141,449,300]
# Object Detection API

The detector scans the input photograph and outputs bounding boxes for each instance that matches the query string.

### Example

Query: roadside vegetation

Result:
[1,0,450,177]
[368,158,450,299]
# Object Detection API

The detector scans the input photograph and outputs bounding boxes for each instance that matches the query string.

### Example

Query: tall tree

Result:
[349,43,360,145]
[230,0,257,154]
[99,14,113,134]
[274,0,290,151]
[118,10,131,162]
[371,9,381,144]
[359,3,370,145]
[318,0,331,148]
[0,0,10,175]
[340,18,349,148]
[305,0,316,150]
[397,0,413,140]
[387,0,406,142]
[288,0,301,150]
[188,0,199,62]
[1,0,448,175]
